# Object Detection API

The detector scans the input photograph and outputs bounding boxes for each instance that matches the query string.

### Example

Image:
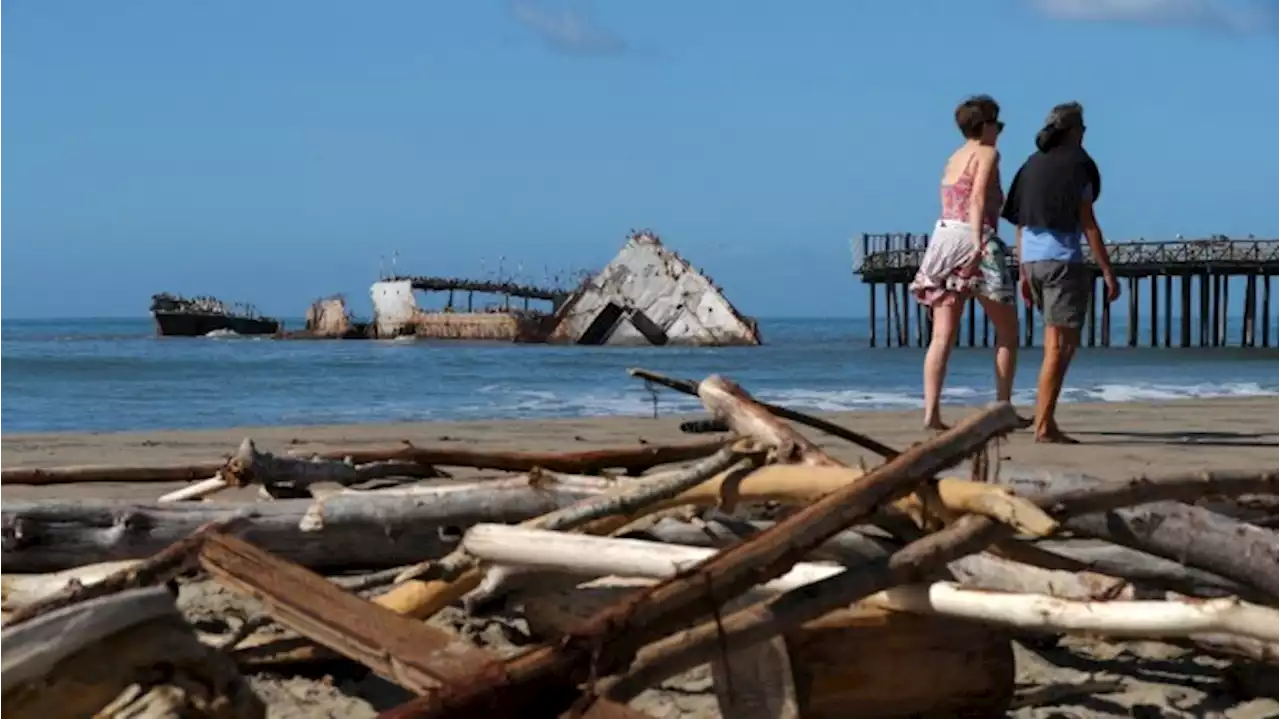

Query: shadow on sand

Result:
[1071,430,1278,448]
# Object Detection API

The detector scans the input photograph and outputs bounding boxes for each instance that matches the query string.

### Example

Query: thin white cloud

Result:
[509,0,627,55]
[1030,0,1278,33]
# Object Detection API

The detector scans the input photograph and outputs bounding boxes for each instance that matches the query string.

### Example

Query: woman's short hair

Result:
[955,95,1000,140]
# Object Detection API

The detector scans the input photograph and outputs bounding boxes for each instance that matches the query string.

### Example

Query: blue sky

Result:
[3,0,1277,319]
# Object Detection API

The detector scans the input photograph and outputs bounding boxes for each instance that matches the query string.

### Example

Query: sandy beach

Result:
[4,396,1276,501]
[3,396,1277,718]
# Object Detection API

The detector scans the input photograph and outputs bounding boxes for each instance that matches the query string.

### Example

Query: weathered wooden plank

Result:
[198,533,649,719]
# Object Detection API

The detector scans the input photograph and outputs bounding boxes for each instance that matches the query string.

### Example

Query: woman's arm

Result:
[967,146,998,248]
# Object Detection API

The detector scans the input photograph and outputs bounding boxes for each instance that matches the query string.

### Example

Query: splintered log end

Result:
[697,375,829,465]
[933,479,1060,538]
[222,438,260,487]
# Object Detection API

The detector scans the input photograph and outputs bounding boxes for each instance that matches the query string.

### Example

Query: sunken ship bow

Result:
[149,293,281,337]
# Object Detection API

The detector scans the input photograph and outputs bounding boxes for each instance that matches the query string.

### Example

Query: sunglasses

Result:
[990,120,1005,133]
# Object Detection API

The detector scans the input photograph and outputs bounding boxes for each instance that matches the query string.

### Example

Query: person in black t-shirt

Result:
[1002,102,1120,443]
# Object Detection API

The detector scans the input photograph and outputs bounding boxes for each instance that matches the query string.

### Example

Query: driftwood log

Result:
[2,560,143,615]
[3,464,1061,574]
[1,586,263,719]
[3,518,241,627]
[0,438,727,486]
[989,469,1280,599]
[159,439,450,502]
[381,384,1022,718]
[628,367,901,458]
[0,482,600,573]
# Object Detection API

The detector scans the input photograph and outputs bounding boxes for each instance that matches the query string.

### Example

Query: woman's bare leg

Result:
[922,299,964,430]
[975,296,1018,403]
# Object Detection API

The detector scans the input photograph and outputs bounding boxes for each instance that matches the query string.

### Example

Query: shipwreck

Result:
[368,231,761,346]
[149,293,280,337]
[369,277,569,342]
[282,295,374,340]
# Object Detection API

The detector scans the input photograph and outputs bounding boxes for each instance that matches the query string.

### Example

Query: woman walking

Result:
[909,95,1021,430]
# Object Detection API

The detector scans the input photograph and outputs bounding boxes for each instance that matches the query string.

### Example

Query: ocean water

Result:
[1,317,1276,433]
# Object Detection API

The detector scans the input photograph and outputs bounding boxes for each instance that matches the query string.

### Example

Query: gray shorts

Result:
[1024,260,1090,329]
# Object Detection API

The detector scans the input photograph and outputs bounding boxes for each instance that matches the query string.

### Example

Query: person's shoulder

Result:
[972,145,999,165]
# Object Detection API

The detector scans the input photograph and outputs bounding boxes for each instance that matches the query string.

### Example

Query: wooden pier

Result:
[853,235,1278,349]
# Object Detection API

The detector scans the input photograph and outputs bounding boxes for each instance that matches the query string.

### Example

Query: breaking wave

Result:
[448,380,1275,420]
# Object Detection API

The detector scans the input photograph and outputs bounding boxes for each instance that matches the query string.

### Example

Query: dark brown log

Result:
[382,389,1020,719]
[2,463,225,486]
[0,439,726,485]
[726,606,1014,719]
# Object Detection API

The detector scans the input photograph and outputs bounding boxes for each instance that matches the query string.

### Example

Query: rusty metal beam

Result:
[388,276,569,302]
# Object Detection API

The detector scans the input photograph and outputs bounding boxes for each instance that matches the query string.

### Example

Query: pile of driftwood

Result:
[2,370,1277,719]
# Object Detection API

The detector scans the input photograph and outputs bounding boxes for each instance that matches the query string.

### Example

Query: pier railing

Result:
[852,235,1278,349]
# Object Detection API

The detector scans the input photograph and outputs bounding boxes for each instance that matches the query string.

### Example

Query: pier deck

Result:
[853,235,1278,349]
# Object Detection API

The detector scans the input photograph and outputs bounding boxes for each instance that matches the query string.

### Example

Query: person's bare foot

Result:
[1035,429,1080,444]
[924,419,951,431]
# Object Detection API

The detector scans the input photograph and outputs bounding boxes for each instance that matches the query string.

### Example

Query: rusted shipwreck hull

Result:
[368,231,761,347]
[369,278,566,342]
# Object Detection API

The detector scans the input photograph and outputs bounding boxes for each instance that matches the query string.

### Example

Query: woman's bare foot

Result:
[924,419,951,431]
[1035,428,1080,444]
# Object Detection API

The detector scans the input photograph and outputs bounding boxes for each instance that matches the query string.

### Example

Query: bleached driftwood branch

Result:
[373,443,757,618]
[1,560,143,615]
[461,524,1279,645]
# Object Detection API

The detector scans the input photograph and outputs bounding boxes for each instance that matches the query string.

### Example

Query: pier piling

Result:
[855,234,1277,349]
